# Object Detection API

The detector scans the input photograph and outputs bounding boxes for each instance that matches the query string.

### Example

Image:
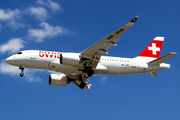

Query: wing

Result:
[80,16,138,68]
[66,74,91,89]
[63,16,138,89]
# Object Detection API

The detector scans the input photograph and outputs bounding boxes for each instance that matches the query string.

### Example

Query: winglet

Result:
[130,15,139,23]
[127,16,139,26]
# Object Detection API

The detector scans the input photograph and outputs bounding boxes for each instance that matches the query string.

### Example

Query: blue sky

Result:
[0,0,180,120]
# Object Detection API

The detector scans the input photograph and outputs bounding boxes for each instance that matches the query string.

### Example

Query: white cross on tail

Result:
[148,43,160,55]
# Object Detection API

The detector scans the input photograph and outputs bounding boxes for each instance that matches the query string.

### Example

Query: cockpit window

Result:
[17,52,22,54]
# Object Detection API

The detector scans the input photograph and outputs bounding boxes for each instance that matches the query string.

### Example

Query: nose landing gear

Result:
[19,65,25,77]
[20,72,24,77]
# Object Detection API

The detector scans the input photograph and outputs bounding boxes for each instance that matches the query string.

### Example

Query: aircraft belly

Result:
[23,60,50,69]
[49,60,84,74]
[49,61,108,75]
[107,67,136,75]
[94,64,109,75]
[101,61,138,75]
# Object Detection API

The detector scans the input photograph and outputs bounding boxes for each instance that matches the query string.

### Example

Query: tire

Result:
[87,70,94,77]
[79,82,85,89]
[20,72,24,77]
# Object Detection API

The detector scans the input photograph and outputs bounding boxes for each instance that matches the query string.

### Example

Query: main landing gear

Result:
[82,64,94,77]
[78,75,85,89]
[19,65,25,77]
[87,68,94,77]
[83,67,94,77]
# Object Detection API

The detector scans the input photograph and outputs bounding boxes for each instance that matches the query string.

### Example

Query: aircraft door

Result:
[30,52,36,59]
[13,55,17,63]
[131,60,136,68]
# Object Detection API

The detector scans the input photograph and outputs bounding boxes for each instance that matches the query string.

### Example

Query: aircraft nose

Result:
[5,56,15,65]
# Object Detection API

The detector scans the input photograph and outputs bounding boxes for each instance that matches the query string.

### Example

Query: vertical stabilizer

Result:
[138,37,164,58]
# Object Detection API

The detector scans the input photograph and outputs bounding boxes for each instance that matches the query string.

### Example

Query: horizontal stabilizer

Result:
[148,52,177,65]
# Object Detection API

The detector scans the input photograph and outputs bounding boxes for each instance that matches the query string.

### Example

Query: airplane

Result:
[5,16,176,89]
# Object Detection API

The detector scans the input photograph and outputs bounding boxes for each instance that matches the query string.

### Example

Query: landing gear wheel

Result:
[20,72,24,77]
[79,82,85,89]
[82,65,94,77]
[78,75,85,89]
[19,65,25,77]
[87,69,94,77]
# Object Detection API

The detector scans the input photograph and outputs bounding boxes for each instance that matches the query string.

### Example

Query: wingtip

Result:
[135,15,139,18]
[170,52,177,55]
[130,15,139,23]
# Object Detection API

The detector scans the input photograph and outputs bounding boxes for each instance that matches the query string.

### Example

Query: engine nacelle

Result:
[60,53,80,66]
[49,74,68,86]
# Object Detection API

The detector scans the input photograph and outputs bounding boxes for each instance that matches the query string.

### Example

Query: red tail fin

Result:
[138,37,164,58]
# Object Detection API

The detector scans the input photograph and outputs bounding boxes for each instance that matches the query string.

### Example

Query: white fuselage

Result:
[6,50,170,76]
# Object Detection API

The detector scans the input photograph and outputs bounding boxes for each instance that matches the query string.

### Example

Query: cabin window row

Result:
[101,59,129,62]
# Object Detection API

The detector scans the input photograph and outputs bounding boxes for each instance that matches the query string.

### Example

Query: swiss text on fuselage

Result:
[39,51,61,58]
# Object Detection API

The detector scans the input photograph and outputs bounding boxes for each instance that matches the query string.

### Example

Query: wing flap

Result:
[66,74,91,89]
[103,38,119,51]
[73,80,91,89]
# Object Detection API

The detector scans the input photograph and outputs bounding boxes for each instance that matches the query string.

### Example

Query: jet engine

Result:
[49,74,70,86]
[60,53,81,66]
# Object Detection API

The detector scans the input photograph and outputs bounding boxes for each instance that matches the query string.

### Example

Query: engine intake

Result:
[49,74,68,86]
